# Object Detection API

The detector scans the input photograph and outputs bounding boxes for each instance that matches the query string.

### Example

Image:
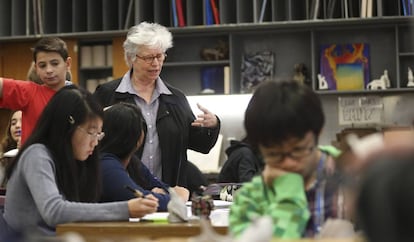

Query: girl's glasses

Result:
[77,126,105,141]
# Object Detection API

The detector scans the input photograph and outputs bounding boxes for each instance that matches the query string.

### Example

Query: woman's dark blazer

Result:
[93,78,220,186]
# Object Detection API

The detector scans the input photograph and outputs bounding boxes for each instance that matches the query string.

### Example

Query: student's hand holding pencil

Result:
[127,197,159,218]
[125,185,159,201]
[143,193,159,202]
[125,185,159,217]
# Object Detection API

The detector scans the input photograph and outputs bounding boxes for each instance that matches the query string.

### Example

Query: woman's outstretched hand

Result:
[191,103,218,128]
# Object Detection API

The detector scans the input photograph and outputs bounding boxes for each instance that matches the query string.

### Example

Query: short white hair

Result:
[123,22,173,67]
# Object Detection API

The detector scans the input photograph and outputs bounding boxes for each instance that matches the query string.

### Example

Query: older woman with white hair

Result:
[93,22,220,191]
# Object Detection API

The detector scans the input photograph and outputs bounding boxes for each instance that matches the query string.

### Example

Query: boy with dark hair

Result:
[0,37,72,145]
[229,80,346,238]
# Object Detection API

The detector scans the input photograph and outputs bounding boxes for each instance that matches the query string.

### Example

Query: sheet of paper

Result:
[129,212,169,222]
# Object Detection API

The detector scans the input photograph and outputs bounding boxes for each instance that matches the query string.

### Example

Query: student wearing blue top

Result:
[99,103,189,211]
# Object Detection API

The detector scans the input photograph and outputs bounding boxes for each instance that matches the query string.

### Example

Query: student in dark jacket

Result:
[218,137,264,183]
[93,22,220,188]
[99,103,189,211]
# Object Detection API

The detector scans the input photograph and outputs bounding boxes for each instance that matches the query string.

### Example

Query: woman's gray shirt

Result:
[3,144,129,234]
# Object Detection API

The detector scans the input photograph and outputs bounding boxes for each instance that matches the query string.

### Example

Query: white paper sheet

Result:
[129,212,169,222]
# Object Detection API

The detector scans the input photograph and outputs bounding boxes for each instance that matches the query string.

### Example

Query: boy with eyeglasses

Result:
[229,80,346,238]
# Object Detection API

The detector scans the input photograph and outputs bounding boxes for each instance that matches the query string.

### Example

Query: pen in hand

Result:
[125,185,159,204]
[125,185,159,217]
[125,185,144,198]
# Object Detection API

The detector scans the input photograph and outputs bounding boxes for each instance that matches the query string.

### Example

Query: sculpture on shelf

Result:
[200,40,229,61]
[317,74,328,90]
[366,70,389,90]
[292,63,312,87]
[383,70,391,88]
[407,67,414,87]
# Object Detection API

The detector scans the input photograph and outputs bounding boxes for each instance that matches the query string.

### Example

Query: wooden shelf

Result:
[0,1,413,96]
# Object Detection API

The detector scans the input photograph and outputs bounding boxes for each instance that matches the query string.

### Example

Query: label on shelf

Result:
[338,96,383,125]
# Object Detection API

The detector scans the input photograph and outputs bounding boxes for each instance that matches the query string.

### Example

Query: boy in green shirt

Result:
[229,80,345,238]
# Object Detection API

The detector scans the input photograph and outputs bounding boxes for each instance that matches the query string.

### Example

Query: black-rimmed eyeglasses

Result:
[269,146,315,164]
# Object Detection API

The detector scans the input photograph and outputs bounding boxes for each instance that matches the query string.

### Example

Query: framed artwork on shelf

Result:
[319,43,370,91]
[240,50,275,93]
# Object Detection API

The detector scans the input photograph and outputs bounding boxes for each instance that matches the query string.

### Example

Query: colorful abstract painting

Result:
[320,43,370,90]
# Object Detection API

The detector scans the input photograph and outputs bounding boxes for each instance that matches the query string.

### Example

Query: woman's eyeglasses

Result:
[77,126,105,141]
[135,53,167,64]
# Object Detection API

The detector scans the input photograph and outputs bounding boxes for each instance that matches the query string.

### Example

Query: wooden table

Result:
[56,220,227,241]
[56,221,363,242]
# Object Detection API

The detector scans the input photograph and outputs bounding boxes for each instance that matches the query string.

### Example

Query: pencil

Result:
[125,185,144,198]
